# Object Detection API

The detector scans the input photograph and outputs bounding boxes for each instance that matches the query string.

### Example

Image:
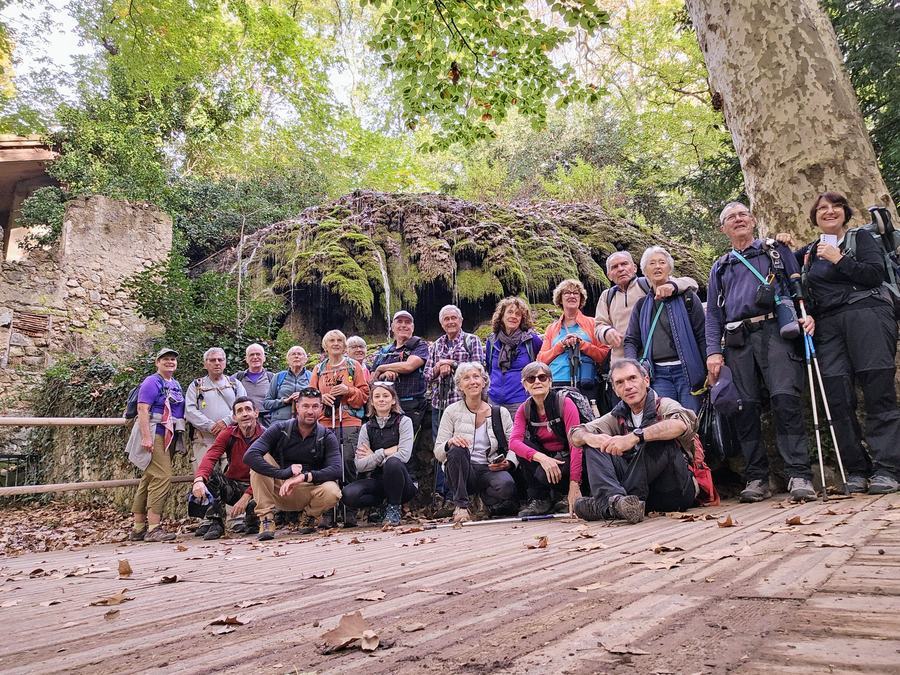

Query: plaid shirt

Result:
[424,331,485,409]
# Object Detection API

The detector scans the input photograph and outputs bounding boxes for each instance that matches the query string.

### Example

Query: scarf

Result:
[497,329,526,373]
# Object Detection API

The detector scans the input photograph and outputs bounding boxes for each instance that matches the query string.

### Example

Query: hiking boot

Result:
[128,527,146,542]
[318,510,335,530]
[846,474,869,494]
[610,494,645,524]
[145,526,176,543]
[230,520,246,534]
[297,515,318,535]
[341,509,358,528]
[517,498,553,517]
[258,517,275,541]
[573,496,606,522]
[367,507,384,524]
[452,506,472,523]
[203,520,225,541]
[868,473,899,495]
[243,520,260,535]
[383,504,402,527]
[553,498,570,514]
[740,479,772,503]
[788,477,817,502]
[194,521,212,538]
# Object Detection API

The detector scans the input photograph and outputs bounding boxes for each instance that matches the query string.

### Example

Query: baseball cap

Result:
[392,310,414,322]
[155,347,179,360]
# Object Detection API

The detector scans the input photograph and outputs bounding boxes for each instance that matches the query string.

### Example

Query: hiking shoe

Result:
[128,527,146,542]
[341,509,358,528]
[318,510,335,529]
[553,498,570,514]
[452,507,472,523]
[203,520,225,541]
[230,520,246,534]
[846,474,869,494]
[258,517,275,541]
[367,507,384,524]
[517,498,553,517]
[383,504,402,526]
[610,494,645,524]
[868,473,899,495]
[194,521,212,538]
[145,526,176,543]
[788,477,817,502]
[740,479,772,503]
[298,515,318,535]
[573,496,606,522]
[243,520,259,535]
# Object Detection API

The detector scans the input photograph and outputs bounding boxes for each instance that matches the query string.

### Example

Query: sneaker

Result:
[517,498,553,517]
[298,515,318,535]
[341,509,358,528]
[846,474,869,494]
[868,473,899,495]
[230,521,246,534]
[452,506,471,523]
[194,521,212,538]
[128,527,146,542]
[203,520,225,541]
[573,496,605,522]
[740,479,772,503]
[145,526,176,543]
[383,504,402,526]
[788,477,817,502]
[258,517,275,541]
[610,494,645,524]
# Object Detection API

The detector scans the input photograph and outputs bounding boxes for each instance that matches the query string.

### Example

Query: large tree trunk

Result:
[686,0,896,240]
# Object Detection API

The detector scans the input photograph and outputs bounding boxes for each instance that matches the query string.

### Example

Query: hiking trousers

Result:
[204,469,258,529]
[816,304,900,478]
[585,440,695,515]
[445,445,518,513]
[725,320,812,481]
[249,454,341,520]
[342,457,418,508]
[131,434,173,516]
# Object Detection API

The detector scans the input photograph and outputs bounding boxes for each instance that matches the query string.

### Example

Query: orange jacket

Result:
[538,311,610,367]
[309,357,369,428]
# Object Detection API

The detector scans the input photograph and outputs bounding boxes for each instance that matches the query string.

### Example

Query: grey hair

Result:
[203,347,226,361]
[605,250,634,273]
[321,329,347,350]
[287,345,307,357]
[439,304,463,322]
[719,201,751,224]
[245,343,265,355]
[639,246,675,276]
[520,360,552,383]
[609,358,649,379]
[347,335,367,349]
[454,361,490,393]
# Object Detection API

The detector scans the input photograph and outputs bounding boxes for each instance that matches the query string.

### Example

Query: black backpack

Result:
[521,386,595,452]
[123,374,163,419]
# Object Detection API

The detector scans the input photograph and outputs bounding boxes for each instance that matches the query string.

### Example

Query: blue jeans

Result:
[651,363,701,413]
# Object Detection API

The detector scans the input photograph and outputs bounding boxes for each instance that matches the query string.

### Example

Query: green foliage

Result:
[364,0,609,146]
[824,0,900,201]
[18,186,67,249]
[124,251,285,370]
[455,157,520,203]
[541,158,626,214]
[455,269,503,302]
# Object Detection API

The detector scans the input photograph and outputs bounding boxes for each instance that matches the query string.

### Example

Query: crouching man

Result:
[191,396,263,540]
[244,387,342,541]
[569,358,697,524]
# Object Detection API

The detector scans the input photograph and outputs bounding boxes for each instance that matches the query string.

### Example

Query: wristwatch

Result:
[632,428,645,443]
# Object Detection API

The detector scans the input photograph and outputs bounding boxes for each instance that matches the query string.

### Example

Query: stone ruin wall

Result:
[0,196,171,452]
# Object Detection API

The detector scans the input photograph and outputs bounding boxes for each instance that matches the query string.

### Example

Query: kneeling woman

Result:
[342,381,417,526]
[434,362,519,523]
[510,361,583,517]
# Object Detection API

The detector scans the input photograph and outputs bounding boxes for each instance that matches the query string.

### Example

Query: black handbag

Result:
[697,393,738,470]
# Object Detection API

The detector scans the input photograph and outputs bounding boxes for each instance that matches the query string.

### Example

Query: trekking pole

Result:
[792,275,849,496]
[422,513,571,530]
[336,396,347,524]
[802,333,829,503]
[331,400,339,523]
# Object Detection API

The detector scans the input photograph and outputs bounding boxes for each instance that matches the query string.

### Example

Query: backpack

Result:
[374,336,425,373]
[841,207,900,318]
[605,276,651,313]
[234,369,275,384]
[315,357,365,419]
[273,419,328,467]
[123,374,163,419]
[484,334,536,371]
[522,386,595,452]
[489,405,508,459]
[713,241,785,308]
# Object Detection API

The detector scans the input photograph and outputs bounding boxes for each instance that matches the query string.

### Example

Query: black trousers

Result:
[445,445,518,514]
[342,457,418,507]
[585,441,695,514]
[816,304,900,478]
[520,450,572,502]
[400,397,427,436]
[205,469,258,527]
[725,320,812,481]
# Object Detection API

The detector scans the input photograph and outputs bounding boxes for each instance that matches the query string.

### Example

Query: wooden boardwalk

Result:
[0,494,898,674]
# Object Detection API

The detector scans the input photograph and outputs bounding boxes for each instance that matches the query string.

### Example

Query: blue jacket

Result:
[484,331,543,405]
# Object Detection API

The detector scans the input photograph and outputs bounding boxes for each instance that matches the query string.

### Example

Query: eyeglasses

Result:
[523,373,550,384]
[562,290,581,296]
[816,204,844,213]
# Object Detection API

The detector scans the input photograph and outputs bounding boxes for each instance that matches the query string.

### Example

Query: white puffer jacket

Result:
[433,400,518,466]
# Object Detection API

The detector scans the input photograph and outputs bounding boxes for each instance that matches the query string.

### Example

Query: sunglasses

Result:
[372,379,395,387]
[296,387,322,398]
[523,373,550,384]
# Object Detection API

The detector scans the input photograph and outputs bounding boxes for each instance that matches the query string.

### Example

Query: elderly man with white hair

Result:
[185,347,247,470]
[232,343,275,425]
[263,345,312,423]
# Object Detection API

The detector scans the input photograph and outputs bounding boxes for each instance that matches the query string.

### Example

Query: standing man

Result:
[185,347,246,471]
[192,397,264,539]
[232,343,275,426]
[372,310,430,434]
[244,388,342,540]
[424,304,484,498]
[706,202,816,503]
[263,345,312,423]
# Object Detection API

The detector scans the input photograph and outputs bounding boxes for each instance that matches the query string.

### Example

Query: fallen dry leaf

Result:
[307,569,336,579]
[235,599,267,609]
[103,609,119,620]
[717,515,736,528]
[397,526,424,535]
[601,643,650,655]
[651,543,684,554]
[452,521,463,530]
[804,538,852,548]
[90,589,133,607]
[118,559,133,578]
[355,590,386,602]
[643,557,683,570]
[572,581,606,593]
[760,526,797,534]
[213,626,235,635]
[321,611,370,650]
[668,512,715,522]
[416,588,462,596]
[39,600,61,607]
[691,545,755,562]
[786,516,815,526]
[159,575,178,584]
[348,537,362,545]
[399,622,426,633]
[575,541,608,552]
[175,545,188,552]
[1,600,18,608]
[526,536,549,550]
[360,629,380,651]
[209,615,247,626]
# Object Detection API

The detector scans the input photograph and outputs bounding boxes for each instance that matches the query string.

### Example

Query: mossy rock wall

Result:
[213,190,710,339]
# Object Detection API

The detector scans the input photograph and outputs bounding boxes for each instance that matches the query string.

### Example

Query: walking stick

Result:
[422,512,571,530]
[802,332,829,503]
[336,395,347,524]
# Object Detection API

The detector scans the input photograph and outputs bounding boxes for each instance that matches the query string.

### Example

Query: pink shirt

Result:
[510,397,582,483]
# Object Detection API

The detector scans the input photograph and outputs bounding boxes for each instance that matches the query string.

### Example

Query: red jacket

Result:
[195,423,264,494]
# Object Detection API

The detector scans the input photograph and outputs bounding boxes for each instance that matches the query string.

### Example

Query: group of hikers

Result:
[125,194,900,543]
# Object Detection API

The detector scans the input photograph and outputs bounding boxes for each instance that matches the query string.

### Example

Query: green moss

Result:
[456,269,504,301]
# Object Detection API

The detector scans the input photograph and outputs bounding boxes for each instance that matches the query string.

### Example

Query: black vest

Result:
[365,413,402,451]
